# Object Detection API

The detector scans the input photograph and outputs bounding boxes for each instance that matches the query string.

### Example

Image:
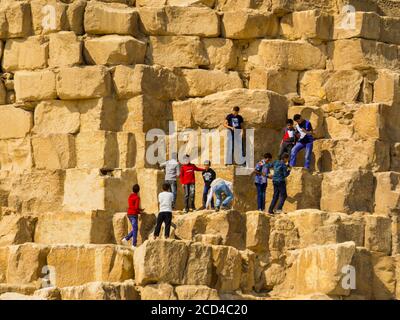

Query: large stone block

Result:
[33,100,80,135]
[374,172,400,216]
[174,211,208,241]
[76,131,118,169]
[78,98,119,132]
[66,0,86,35]
[211,245,242,292]
[175,285,220,300]
[56,66,111,100]
[136,169,165,212]
[320,170,374,213]
[249,68,298,95]
[32,134,76,170]
[272,242,356,298]
[364,215,392,255]
[352,104,390,141]
[371,253,396,300]
[373,69,400,105]
[184,242,213,286]
[117,132,136,169]
[2,1,32,38]
[380,17,400,45]
[255,40,326,70]
[2,36,48,72]
[138,6,219,37]
[147,36,209,68]
[202,38,238,71]
[30,0,68,35]
[84,35,146,66]
[0,215,36,247]
[47,245,134,287]
[391,143,400,171]
[48,31,83,67]
[14,70,57,102]
[281,10,332,40]
[245,211,270,253]
[139,283,177,300]
[0,138,32,172]
[333,12,380,40]
[84,1,138,36]
[35,211,113,245]
[222,10,278,39]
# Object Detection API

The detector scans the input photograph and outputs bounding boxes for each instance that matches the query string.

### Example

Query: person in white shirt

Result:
[154,183,174,239]
[205,178,234,212]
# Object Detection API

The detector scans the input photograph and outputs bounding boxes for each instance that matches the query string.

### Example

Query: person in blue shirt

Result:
[268,153,291,214]
[289,114,314,170]
[253,153,272,212]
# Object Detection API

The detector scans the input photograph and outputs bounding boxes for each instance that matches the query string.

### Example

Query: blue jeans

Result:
[125,215,138,246]
[289,141,313,169]
[214,183,234,208]
[255,183,267,211]
[203,184,214,208]
[268,181,287,213]
[165,180,177,208]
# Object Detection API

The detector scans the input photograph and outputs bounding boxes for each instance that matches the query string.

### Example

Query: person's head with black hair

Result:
[132,184,140,194]
[287,119,294,129]
[162,183,171,192]
[293,114,303,124]
[264,153,273,161]
[281,152,290,163]
[232,106,240,116]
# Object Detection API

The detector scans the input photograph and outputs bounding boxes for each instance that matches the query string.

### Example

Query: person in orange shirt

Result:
[122,184,144,247]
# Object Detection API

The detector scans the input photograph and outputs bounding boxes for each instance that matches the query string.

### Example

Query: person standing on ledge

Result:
[268,153,291,215]
[159,153,180,209]
[279,119,296,160]
[289,114,314,170]
[154,183,174,239]
[253,153,272,212]
[198,160,216,211]
[122,184,144,247]
[224,106,244,165]
[180,155,205,213]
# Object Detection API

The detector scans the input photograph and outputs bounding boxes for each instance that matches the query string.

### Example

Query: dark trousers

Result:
[268,181,287,213]
[255,183,267,211]
[154,211,172,238]
[203,184,214,208]
[279,142,294,160]
[184,184,195,210]
[165,180,177,208]
[125,215,138,246]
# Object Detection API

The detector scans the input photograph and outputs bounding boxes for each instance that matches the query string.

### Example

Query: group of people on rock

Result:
[121,107,314,247]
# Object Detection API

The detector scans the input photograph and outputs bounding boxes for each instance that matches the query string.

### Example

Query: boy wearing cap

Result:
[198,160,216,210]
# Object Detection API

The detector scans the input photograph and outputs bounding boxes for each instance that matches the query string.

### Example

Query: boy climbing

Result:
[268,153,291,215]
[180,155,205,213]
[224,106,244,165]
[290,114,314,170]
[159,153,180,209]
[198,160,216,210]
[205,178,234,212]
[122,184,144,247]
[279,119,296,159]
[253,153,272,212]
[154,183,174,239]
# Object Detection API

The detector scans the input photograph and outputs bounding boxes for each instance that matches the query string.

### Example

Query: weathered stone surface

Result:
[30,0,68,35]
[175,285,220,300]
[0,138,32,172]
[33,287,61,300]
[374,172,400,216]
[66,0,86,35]
[211,245,242,292]
[175,211,208,241]
[78,98,119,132]
[56,66,111,100]
[245,211,269,253]
[288,106,324,138]
[371,253,396,300]
[1,1,32,38]
[34,211,113,245]
[0,105,32,139]
[333,12,380,40]
[364,215,392,255]
[249,68,298,95]
[84,35,146,66]
[48,31,83,67]
[373,69,400,105]
[14,70,57,102]
[202,38,238,71]
[380,17,400,45]
[0,215,36,247]
[139,283,177,300]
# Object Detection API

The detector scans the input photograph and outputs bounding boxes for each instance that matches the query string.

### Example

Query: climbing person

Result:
[268,153,291,215]
[205,178,234,212]
[198,160,216,210]
[253,153,273,212]
[180,154,205,213]
[289,114,314,170]
[278,119,296,160]
[159,153,180,209]
[154,183,174,239]
[224,106,244,165]
[122,184,144,247]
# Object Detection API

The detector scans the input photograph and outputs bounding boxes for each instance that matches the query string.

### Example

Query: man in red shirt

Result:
[180,155,205,213]
[122,184,143,247]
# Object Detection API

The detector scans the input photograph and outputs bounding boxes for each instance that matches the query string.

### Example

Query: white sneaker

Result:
[274,209,283,214]
[121,238,129,246]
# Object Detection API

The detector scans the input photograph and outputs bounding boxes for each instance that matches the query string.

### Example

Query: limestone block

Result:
[34,211,114,245]
[134,239,189,286]
[0,246,8,282]
[202,38,238,71]
[392,217,400,256]
[113,64,187,100]
[147,36,209,68]
[174,211,208,241]
[245,211,270,253]
[249,68,298,95]
[211,245,242,292]
[193,234,222,246]
[364,215,392,255]
[371,253,396,300]
[0,105,32,139]
[63,168,136,212]
[30,0,68,35]
[173,89,288,130]
[117,132,136,169]
[84,35,146,66]
[138,6,219,37]
[175,285,220,300]
[349,247,373,299]
[288,106,324,138]
[0,138,32,172]
[215,0,254,11]
[380,17,400,45]
[320,170,374,213]
[272,242,356,298]
[136,169,165,212]
[33,287,61,300]
[66,0,86,35]
[78,98,119,132]
[180,69,243,97]
[76,131,118,169]
[0,284,38,296]
[206,210,246,250]
[329,39,399,70]
[333,12,380,40]
[47,245,134,287]
[84,1,138,36]
[256,40,326,70]
[391,143,400,171]
[8,170,65,214]
[373,69,400,105]
[222,10,279,39]
[2,1,32,38]
[281,10,332,40]
[139,283,177,300]
[2,36,48,72]
[168,0,215,6]
[56,66,111,100]
[48,31,83,67]
[0,215,36,247]
[0,81,6,105]
[14,70,57,102]
[33,100,80,135]
[353,104,390,140]
[184,242,213,286]
[32,134,76,170]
